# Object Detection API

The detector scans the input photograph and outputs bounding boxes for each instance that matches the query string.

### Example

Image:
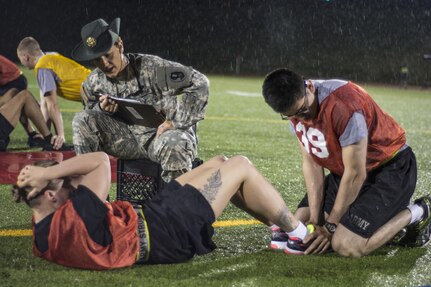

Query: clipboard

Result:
[109,96,165,128]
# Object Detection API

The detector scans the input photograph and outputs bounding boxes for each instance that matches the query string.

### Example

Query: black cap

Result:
[71,18,120,61]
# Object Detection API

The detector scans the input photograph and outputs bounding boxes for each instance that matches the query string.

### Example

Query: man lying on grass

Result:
[13,152,312,270]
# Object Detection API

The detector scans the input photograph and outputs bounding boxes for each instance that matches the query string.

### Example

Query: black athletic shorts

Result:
[0,114,13,151]
[142,180,216,264]
[0,74,27,96]
[298,147,417,238]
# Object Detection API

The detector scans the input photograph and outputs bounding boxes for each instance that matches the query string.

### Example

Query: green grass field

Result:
[1,70,431,286]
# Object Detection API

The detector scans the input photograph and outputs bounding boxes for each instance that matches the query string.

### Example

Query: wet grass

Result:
[1,73,430,286]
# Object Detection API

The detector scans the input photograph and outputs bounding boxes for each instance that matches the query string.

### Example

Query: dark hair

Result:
[11,160,60,206]
[262,68,305,113]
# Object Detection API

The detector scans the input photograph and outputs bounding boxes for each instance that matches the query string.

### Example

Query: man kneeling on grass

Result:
[13,152,311,270]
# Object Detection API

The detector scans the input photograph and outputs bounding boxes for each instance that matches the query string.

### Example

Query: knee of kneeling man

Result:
[331,235,364,258]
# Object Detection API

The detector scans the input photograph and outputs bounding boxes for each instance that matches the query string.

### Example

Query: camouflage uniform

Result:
[73,53,209,182]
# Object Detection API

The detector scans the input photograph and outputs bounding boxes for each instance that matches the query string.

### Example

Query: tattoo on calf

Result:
[274,206,294,231]
[198,169,222,204]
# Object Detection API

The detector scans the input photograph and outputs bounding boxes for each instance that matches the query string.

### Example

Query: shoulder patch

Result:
[170,71,185,82]
[155,65,193,91]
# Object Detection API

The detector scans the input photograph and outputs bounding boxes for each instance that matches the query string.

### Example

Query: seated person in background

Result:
[17,37,91,150]
[14,152,311,270]
[0,89,67,151]
[0,54,44,147]
[70,17,209,182]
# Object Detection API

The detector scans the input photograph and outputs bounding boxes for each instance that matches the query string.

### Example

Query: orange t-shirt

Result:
[32,185,139,270]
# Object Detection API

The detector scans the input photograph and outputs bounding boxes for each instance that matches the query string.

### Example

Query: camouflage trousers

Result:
[72,110,197,182]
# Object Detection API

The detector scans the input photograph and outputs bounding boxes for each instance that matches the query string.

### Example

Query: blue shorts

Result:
[142,180,216,264]
[298,147,417,238]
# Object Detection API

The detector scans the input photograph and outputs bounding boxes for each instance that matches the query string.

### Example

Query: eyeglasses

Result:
[280,86,310,120]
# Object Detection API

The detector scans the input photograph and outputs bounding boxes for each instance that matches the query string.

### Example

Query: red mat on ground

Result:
[0,151,117,184]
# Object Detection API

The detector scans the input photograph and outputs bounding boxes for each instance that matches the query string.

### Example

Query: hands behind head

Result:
[99,95,118,113]
[16,165,49,200]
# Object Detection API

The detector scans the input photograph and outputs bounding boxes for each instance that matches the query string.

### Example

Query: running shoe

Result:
[27,133,45,148]
[269,226,289,250]
[284,237,309,255]
[398,195,431,247]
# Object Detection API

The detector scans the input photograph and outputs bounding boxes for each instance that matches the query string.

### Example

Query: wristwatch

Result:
[324,222,337,234]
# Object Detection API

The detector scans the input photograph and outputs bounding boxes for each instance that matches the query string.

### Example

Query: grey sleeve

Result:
[37,68,57,96]
[339,112,368,147]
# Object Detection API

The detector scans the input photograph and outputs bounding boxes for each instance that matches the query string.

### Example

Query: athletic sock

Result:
[407,204,425,225]
[286,221,309,241]
[28,131,37,138]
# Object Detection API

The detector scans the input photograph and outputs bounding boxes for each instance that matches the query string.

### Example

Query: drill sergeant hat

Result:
[72,18,120,61]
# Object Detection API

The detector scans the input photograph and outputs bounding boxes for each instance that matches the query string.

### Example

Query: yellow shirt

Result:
[34,53,91,102]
